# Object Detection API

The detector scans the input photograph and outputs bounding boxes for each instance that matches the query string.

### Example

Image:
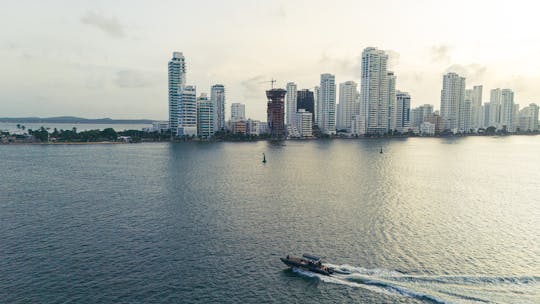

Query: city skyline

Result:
[3,0,540,121]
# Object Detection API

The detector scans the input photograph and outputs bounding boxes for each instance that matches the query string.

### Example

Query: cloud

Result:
[445,64,487,82]
[386,49,400,70]
[114,70,155,88]
[241,75,268,100]
[319,53,362,78]
[431,45,451,63]
[81,11,125,38]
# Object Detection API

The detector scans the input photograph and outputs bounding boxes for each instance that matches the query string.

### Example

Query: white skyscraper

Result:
[387,72,396,131]
[440,72,466,132]
[168,52,186,134]
[472,85,483,128]
[337,81,357,132]
[197,93,214,138]
[488,88,502,128]
[177,85,197,136]
[314,85,321,127]
[518,103,539,131]
[230,102,246,122]
[211,84,225,132]
[360,47,389,135]
[394,91,411,133]
[319,74,336,134]
[500,89,515,131]
[286,82,297,126]
[295,109,313,137]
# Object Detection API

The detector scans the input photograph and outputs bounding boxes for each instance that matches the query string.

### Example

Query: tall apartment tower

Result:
[472,85,483,128]
[177,85,197,136]
[296,89,315,123]
[168,52,186,134]
[286,82,298,126]
[266,88,287,139]
[197,93,214,138]
[211,84,226,132]
[314,86,321,127]
[231,102,246,122]
[387,72,397,131]
[440,72,466,131]
[337,81,357,132]
[488,88,502,128]
[500,89,515,131]
[360,47,389,135]
[395,91,411,133]
[319,73,336,135]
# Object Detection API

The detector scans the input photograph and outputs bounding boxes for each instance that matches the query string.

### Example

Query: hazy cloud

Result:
[241,75,268,100]
[319,53,362,78]
[445,64,487,82]
[386,49,400,70]
[431,45,451,63]
[81,11,125,38]
[114,70,154,88]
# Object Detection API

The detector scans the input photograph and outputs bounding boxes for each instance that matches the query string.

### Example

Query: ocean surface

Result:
[1,137,539,303]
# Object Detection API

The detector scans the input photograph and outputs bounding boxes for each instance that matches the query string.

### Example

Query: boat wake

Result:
[291,264,539,304]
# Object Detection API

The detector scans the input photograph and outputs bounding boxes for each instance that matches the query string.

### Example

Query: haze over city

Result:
[2,0,540,121]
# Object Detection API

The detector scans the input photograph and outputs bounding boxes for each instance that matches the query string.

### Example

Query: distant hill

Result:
[0,116,156,124]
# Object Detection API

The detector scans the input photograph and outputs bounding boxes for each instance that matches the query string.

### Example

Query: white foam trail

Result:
[292,267,449,303]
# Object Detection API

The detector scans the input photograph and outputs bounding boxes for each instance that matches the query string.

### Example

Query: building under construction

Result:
[266,88,287,139]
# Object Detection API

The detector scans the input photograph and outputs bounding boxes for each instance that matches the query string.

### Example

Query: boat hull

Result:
[280,257,333,276]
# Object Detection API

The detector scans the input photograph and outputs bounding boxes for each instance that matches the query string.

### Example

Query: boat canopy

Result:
[302,253,321,261]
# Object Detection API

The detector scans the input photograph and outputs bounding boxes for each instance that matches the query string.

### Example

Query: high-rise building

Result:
[230,102,245,122]
[266,88,287,139]
[488,88,502,128]
[295,109,313,138]
[314,86,321,127]
[472,85,483,128]
[387,72,396,131]
[196,93,213,138]
[410,104,434,129]
[168,52,186,134]
[518,103,539,131]
[296,89,315,123]
[286,82,298,126]
[211,84,226,132]
[177,85,197,136]
[319,74,336,134]
[337,81,357,132]
[394,91,411,133]
[440,72,466,132]
[500,89,515,131]
[360,47,389,135]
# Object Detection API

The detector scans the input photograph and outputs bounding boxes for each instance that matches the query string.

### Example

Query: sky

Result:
[2,0,540,121]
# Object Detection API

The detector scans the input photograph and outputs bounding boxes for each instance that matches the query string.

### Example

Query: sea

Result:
[1,137,539,303]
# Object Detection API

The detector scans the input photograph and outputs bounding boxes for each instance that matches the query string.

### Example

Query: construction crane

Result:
[259,79,277,89]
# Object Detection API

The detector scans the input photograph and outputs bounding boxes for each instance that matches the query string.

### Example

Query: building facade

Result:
[266,88,287,139]
[394,91,411,133]
[211,84,226,132]
[297,89,315,123]
[168,52,186,134]
[440,72,466,132]
[286,82,298,127]
[319,74,336,134]
[337,81,357,132]
[295,109,313,138]
[231,102,245,122]
[177,85,197,136]
[360,47,389,135]
[196,93,214,138]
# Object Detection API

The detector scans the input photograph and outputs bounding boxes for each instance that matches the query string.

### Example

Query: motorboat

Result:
[280,253,334,275]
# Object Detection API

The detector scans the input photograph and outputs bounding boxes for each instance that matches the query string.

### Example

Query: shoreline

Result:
[1,133,538,146]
